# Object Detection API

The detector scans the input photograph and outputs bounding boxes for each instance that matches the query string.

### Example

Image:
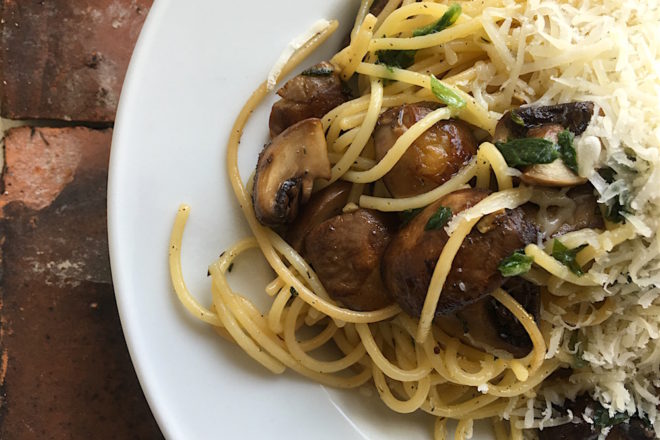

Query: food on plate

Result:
[373,103,478,197]
[170,1,660,439]
[252,118,331,226]
[269,61,351,137]
[304,208,395,311]
[382,188,538,316]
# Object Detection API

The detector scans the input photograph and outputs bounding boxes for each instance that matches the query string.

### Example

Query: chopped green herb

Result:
[430,74,466,109]
[593,407,629,429]
[425,206,452,231]
[510,110,525,127]
[227,263,234,273]
[376,49,417,69]
[551,240,587,276]
[569,332,587,368]
[558,129,578,173]
[497,251,534,277]
[399,207,424,225]
[598,167,617,183]
[289,286,298,297]
[596,168,629,223]
[605,199,627,223]
[412,3,462,37]
[301,65,334,76]
[494,138,559,167]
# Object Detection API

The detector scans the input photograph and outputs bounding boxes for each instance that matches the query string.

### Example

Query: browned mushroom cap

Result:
[252,118,331,227]
[373,103,478,198]
[495,101,595,142]
[553,184,605,237]
[436,277,540,357]
[606,419,657,440]
[304,209,395,311]
[268,61,351,137]
[537,396,600,440]
[382,188,538,318]
[285,180,352,252]
[519,124,588,187]
[537,395,656,440]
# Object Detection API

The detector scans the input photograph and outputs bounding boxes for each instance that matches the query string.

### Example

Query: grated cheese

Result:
[458,0,660,434]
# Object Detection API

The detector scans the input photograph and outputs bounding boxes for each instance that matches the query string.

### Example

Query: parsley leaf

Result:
[430,75,466,109]
[376,49,417,69]
[425,206,452,231]
[558,129,578,173]
[494,138,559,167]
[593,407,629,429]
[605,199,627,223]
[497,251,534,277]
[412,3,462,37]
[399,207,424,226]
[510,110,526,126]
[597,168,629,223]
[551,240,587,276]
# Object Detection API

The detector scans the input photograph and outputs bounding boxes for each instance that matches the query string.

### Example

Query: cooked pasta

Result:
[169,1,660,439]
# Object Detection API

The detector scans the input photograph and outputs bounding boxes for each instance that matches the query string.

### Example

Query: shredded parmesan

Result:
[457,0,660,433]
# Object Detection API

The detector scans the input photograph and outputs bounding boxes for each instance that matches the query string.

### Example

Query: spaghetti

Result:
[170,1,660,439]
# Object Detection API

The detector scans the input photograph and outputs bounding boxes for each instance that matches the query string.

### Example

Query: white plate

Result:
[108,1,493,439]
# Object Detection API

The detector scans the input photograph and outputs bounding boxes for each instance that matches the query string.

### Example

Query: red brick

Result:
[0,127,163,439]
[0,0,152,122]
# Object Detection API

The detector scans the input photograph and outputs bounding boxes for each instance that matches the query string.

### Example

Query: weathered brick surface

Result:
[0,0,152,122]
[0,127,163,439]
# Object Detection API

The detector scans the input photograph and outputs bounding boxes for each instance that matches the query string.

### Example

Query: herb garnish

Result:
[430,75,466,109]
[289,286,298,297]
[400,207,424,225]
[558,129,578,173]
[301,65,334,76]
[593,407,629,429]
[425,206,452,231]
[598,167,617,183]
[497,251,534,277]
[510,110,525,127]
[605,199,627,223]
[376,5,461,71]
[597,167,629,223]
[494,138,559,167]
[376,49,417,70]
[412,4,462,37]
[551,240,587,276]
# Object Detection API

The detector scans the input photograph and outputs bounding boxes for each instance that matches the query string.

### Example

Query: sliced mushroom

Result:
[519,124,587,187]
[552,185,605,236]
[495,101,595,142]
[522,184,605,238]
[381,188,539,318]
[521,159,587,187]
[538,395,656,440]
[285,180,352,252]
[537,396,600,440]
[268,61,351,137]
[373,103,478,198]
[436,277,540,357]
[252,118,331,227]
[304,209,395,311]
